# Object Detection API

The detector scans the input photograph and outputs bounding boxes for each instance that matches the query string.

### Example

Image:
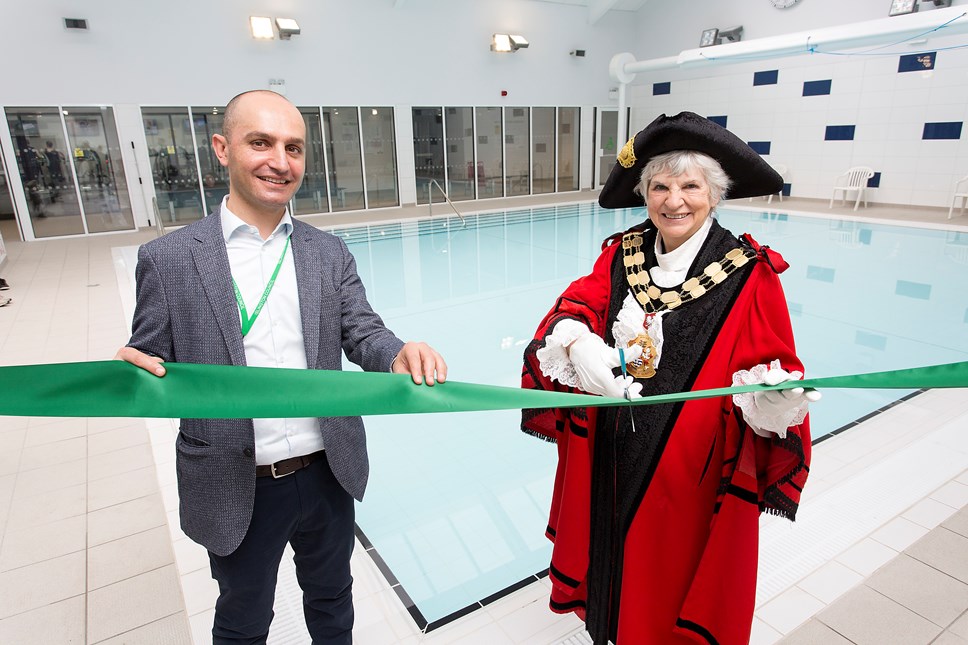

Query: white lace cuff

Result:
[536,319,590,389]
[732,359,808,439]
[612,292,644,350]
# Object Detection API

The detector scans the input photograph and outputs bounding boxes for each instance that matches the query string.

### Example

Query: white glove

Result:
[748,365,821,438]
[568,330,644,399]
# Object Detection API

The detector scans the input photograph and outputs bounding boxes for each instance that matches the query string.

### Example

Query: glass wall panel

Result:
[5,107,84,237]
[505,107,530,197]
[191,107,228,215]
[294,108,328,215]
[142,108,203,225]
[63,107,134,233]
[412,107,444,205]
[0,147,15,220]
[532,107,555,195]
[558,107,580,192]
[475,107,503,199]
[598,110,618,187]
[360,107,398,209]
[444,107,475,202]
[323,107,364,211]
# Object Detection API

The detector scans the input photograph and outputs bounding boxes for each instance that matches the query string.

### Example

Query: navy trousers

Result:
[208,453,355,644]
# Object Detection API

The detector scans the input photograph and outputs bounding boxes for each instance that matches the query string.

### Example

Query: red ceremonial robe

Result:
[521,220,810,645]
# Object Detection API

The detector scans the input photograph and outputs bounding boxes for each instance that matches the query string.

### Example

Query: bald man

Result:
[117,90,446,643]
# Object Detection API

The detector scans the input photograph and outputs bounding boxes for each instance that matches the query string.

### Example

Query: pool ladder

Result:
[427,179,466,226]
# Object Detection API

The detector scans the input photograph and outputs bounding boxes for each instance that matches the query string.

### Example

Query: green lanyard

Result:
[231,236,290,337]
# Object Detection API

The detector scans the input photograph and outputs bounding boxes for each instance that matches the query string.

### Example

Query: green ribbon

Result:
[0,360,965,419]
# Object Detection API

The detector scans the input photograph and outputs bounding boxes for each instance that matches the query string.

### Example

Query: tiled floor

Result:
[0,194,965,644]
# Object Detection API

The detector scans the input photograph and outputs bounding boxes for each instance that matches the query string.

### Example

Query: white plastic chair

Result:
[829,166,875,211]
[949,175,968,219]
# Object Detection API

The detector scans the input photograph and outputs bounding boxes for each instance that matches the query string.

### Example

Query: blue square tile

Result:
[748,141,771,155]
[754,70,779,86]
[782,183,791,197]
[803,79,832,96]
[653,82,671,96]
[868,172,881,188]
[922,122,962,140]
[825,125,855,141]
[898,52,935,73]
[707,115,728,128]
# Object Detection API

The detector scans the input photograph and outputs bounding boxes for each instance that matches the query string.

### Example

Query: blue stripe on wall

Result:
[707,115,727,127]
[898,52,935,73]
[803,79,832,96]
[748,141,771,155]
[868,172,881,188]
[753,70,779,86]
[922,122,962,140]
[825,125,855,141]
[653,82,671,95]
[782,183,791,197]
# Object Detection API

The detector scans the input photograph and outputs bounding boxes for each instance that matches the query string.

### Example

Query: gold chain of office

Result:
[621,232,756,314]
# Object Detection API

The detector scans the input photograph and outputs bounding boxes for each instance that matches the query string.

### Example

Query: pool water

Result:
[341,202,968,626]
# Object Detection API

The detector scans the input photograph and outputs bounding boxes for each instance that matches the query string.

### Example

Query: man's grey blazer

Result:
[127,208,403,556]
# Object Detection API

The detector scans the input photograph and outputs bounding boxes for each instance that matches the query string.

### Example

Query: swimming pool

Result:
[341,201,968,628]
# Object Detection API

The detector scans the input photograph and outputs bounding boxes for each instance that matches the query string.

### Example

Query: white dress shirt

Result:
[220,197,324,465]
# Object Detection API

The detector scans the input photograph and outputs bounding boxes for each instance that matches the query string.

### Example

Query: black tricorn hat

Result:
[598,111,783,209]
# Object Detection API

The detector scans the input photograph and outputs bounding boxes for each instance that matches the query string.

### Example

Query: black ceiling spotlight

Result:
[570,49,586,57]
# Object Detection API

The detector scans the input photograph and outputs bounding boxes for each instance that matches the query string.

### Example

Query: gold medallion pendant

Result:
[627,334,657,378]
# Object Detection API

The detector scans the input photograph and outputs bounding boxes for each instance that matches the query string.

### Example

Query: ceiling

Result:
[392,0,650,25]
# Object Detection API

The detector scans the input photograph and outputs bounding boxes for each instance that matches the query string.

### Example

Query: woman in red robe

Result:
[521,112,816,645]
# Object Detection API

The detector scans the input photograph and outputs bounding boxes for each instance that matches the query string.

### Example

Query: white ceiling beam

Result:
[588,0,622,25]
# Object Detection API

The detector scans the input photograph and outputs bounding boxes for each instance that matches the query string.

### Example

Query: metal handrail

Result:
[427,179,465,225]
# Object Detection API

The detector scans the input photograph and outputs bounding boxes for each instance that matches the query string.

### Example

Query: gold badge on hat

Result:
[617,137,636,168]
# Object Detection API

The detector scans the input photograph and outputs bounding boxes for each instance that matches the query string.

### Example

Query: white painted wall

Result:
[630,0,960,60]
[0,0,639,106]
[623,1,968,208]
[1,0,966,234]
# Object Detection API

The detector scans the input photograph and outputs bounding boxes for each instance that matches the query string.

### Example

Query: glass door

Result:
[141,108,203,225]
[63,107,135,233]
[191,107,228,216]
[596,108,618,187]
[5,107,84,237]
[412,107,444,205]
[293,108,328,215]
[322,107,364,212]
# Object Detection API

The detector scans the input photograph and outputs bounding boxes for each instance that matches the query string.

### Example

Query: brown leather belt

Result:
[256,450,325,479]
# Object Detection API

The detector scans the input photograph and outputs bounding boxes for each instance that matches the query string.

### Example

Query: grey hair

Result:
[634,150,732,204]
